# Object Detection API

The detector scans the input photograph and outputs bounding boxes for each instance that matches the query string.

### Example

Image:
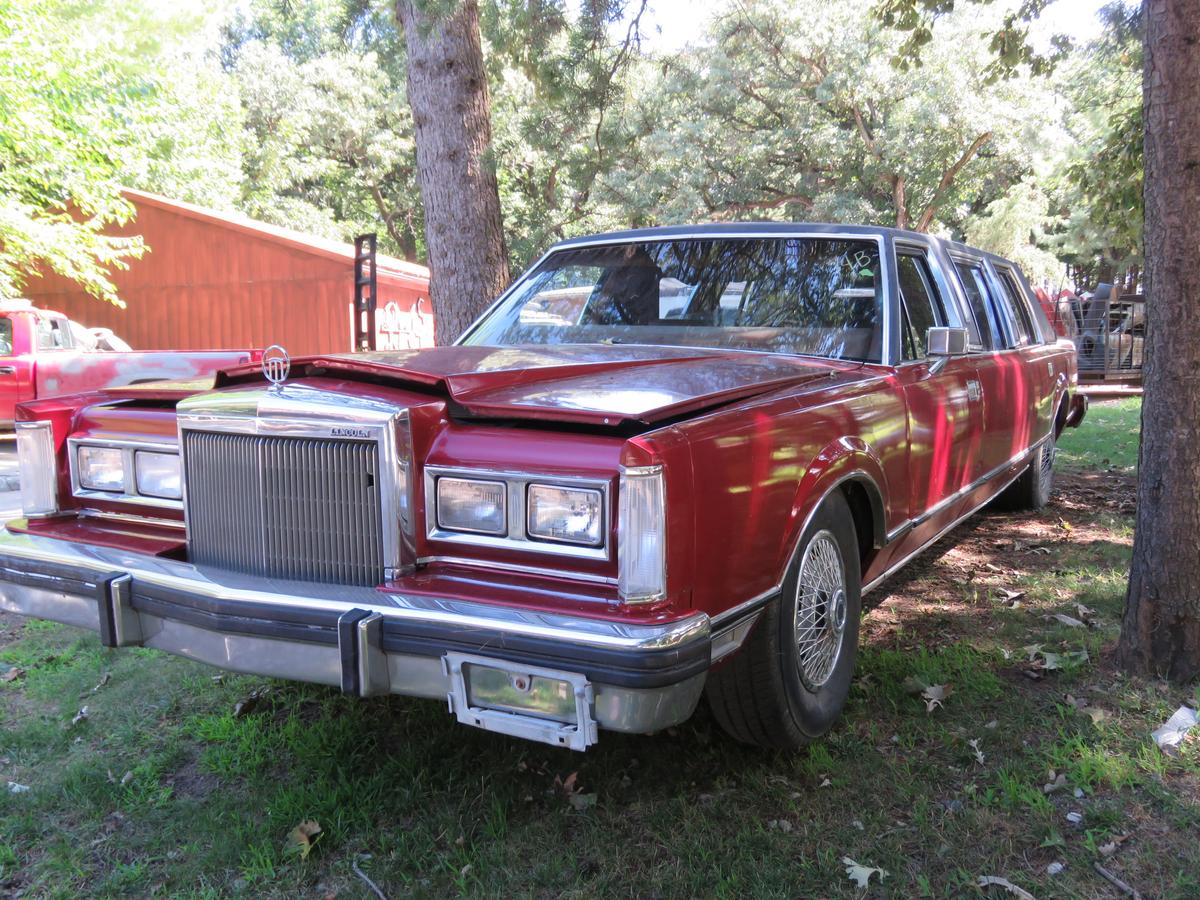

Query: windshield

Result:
[462,237,884,362]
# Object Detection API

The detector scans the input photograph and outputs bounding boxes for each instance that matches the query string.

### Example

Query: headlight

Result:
[77,445,125,492]
[618,465,666,603]
[135,450,181,500]
[16,421,58,516]
[527,484,603,546]
[436,477,507,535]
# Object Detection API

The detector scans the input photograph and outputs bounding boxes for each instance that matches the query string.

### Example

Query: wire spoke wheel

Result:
[793,529,848,690]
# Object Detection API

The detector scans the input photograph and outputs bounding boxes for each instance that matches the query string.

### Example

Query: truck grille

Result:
[182,430,385,586]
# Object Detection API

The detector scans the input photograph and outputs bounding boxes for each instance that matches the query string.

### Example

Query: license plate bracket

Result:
[442,652,598,751]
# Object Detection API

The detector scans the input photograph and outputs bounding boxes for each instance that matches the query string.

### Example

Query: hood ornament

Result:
[262,344,290,388]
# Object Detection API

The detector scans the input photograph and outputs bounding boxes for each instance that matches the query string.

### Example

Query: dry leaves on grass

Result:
[70,705,89,727]
[1,666,23,682]
[287,820,322,859]
[978,874,1035,899]
[842,857,888,888]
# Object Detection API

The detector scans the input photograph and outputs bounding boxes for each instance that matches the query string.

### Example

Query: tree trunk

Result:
[1118,0,1200,680]
[396,0,510,344]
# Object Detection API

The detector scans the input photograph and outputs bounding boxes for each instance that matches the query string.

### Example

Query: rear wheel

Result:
[994,431,1056,511]
[707,492,861,749]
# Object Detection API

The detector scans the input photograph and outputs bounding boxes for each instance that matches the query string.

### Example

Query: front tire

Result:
[707,492,861,749]
[994,431,1056,511]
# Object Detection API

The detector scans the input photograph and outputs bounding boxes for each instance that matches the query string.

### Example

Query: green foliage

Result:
[605,0,1056,237]
[0,0,151,305]
[1051,3,1143,279]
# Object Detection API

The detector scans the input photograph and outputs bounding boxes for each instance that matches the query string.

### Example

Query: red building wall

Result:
[22,191,432,356]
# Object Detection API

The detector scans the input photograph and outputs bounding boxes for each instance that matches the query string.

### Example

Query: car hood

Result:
[256,344,862,427]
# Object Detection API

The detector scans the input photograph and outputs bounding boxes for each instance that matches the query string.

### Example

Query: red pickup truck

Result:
[0,301,259,426]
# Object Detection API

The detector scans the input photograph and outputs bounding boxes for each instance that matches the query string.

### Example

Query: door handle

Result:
[0,366,15,375]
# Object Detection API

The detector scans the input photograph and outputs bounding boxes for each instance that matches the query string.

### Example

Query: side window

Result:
[0,318,12,356]
[995,267,1039,346]
[896,252,945,361]
[35,317,70,351]
[953,260,998,349]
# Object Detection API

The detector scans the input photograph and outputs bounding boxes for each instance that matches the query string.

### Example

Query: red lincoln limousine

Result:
[0,224,1086,751]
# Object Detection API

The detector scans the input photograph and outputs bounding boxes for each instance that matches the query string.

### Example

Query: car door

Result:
[891,245,983,540]
[991,262,1055,443]
[949,254,1034,480]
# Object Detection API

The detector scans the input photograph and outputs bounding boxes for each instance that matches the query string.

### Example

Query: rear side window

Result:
[954,261,998,349]
[35,316,72,351]
[896,252,945,361]
[0,318,11,356]
[994,267,1040,346]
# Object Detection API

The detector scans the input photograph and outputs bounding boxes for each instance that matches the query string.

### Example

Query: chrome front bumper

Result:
[0,528,710,748]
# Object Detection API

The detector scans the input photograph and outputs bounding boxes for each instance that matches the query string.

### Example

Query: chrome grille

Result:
[183,430,385,586]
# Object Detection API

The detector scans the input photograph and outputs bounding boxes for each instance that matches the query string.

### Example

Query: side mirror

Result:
[926,326,969,357]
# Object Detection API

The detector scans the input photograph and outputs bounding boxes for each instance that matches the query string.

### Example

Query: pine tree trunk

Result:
[396,0,510,344]
[1118,0,1200,680]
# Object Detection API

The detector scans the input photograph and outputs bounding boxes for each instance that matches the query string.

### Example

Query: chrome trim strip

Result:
[711,432,1051,630]
[76,509,185,531]
[68,436,182,512]
[423,465,611,561]
[863,457,1033,595]
[414,555,617,587]
[708,586,777,630]
[0,529,709,653]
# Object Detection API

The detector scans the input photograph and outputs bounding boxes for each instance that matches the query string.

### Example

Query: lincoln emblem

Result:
[262,344,290,387]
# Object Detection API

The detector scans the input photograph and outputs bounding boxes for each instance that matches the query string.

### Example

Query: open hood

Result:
[215,344,863,427]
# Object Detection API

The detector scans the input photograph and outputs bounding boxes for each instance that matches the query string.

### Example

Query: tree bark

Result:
[1118,0,1200,681]
[396,0,510,343]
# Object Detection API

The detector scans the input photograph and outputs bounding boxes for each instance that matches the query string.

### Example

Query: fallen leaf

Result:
[968,738,985,764]
[1043,772,1068,794]
[1151,705,1198,753]
[561,771,579,794]
[1047,613,1086,628]
[460,863,472,878]
[233,689,268,718]
[922,683,953,712]
[1064,694,1087,710]
[6,781,30,794]
[91,672,111,693]
[995,588,1026,605]
[985,719,998,729]
[120,771,133,786]
[1066,811,1083,825]
[1098,833,1130,857]
[1081,706,1110,724]
[71,706,89,727]
[767,819,793,833]
[842,857,888,888]
[2,667,24,683]
[1046,861,1065,875]
[978,874,1036,899]
[287,820,322,859]
[567,792,597,811]
[1075,602,1097,620]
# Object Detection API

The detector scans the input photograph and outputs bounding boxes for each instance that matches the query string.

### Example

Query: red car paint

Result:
[0,304,260,426]
[12,227,1083,632]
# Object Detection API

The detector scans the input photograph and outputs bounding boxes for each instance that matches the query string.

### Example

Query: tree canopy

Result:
[0,0,1143,302]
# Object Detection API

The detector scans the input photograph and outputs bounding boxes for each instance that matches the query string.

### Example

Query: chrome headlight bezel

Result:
[423,465,610,561]
[68,437,183,511]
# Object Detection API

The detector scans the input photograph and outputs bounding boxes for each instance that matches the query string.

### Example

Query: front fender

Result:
[777,436,889,578]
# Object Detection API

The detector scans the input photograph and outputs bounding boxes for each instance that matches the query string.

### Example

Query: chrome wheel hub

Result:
[794,530,847,690]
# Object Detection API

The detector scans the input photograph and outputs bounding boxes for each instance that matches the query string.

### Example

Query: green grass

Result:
[3,393,1195,897]
[1057,397,1141,471]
